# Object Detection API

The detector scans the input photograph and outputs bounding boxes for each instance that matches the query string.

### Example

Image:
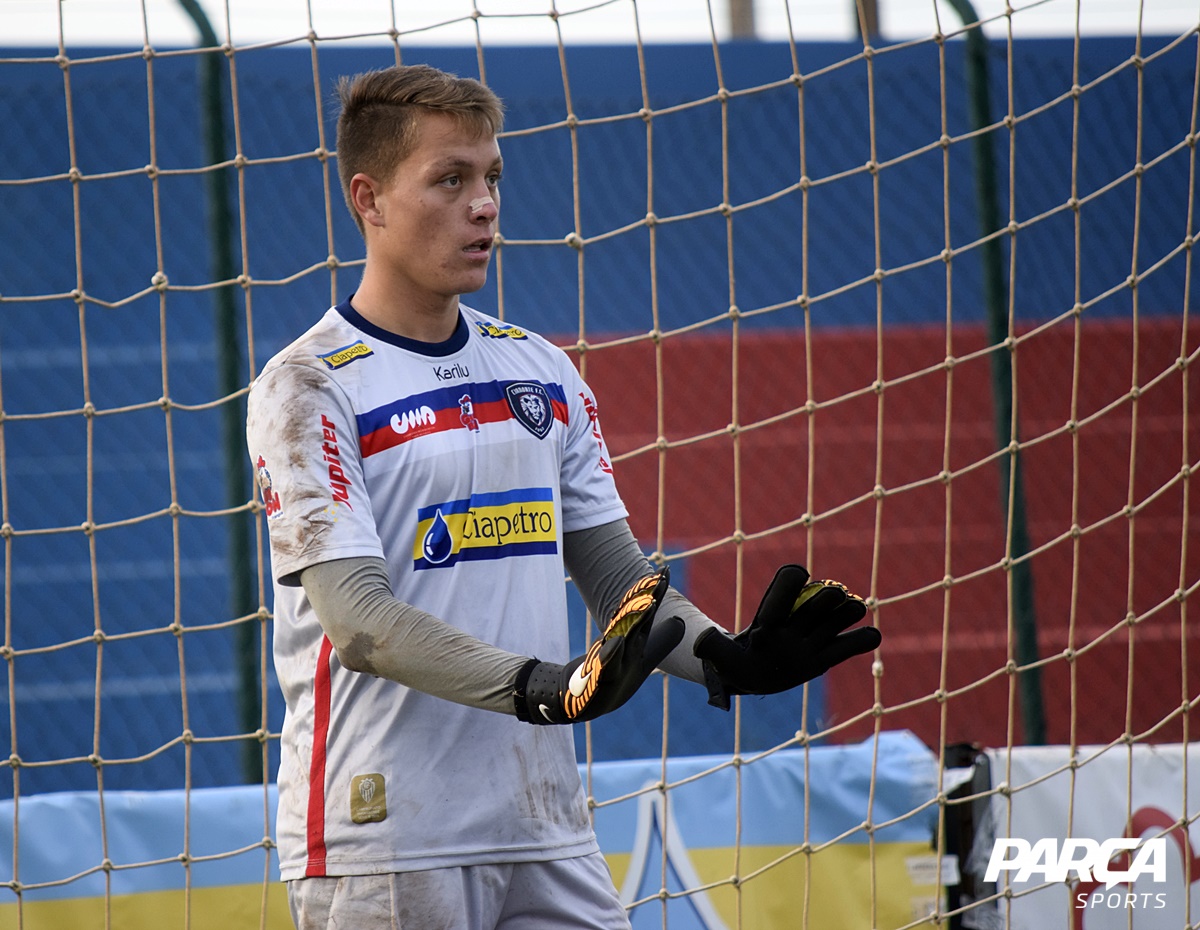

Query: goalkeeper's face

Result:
[355,110,502,313]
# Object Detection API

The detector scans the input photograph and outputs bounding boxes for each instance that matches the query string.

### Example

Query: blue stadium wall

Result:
[0,36,1196,799]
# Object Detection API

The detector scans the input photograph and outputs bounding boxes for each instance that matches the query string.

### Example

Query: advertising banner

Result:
[0,731,947,929]
[978,742,1200,930]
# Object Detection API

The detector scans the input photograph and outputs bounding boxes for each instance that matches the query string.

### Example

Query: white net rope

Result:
[0,2,1197,928]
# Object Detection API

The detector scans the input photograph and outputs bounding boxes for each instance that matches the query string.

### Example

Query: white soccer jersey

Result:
[246,299,628,880]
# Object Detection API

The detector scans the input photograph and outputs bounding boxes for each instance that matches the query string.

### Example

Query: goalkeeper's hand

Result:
[692,564,881,710]
[514,567,684,725]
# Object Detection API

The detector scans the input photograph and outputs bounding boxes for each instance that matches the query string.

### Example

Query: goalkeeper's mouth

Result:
[463,237,493,259]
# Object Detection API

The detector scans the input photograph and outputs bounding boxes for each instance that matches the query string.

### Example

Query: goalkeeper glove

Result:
[692,564,881,710]
[514,567,684,725]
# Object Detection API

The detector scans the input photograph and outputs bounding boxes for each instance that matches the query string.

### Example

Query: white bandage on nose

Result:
[469,196,495,215]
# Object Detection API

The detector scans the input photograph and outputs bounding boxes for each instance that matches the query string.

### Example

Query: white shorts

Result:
[287,852,632,930]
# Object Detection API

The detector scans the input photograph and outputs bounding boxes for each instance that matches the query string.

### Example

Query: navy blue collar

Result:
[335,297,470,358]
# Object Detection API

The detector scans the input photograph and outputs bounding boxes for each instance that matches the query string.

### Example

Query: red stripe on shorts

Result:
[305,635,334,876]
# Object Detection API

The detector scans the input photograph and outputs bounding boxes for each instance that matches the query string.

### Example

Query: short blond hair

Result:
[335,64,505,234]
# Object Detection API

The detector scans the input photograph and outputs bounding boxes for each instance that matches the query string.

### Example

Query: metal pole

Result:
[942,0,1046,745]
[175,0,261,780]
[729,0,756,39]
[855,0,881,42]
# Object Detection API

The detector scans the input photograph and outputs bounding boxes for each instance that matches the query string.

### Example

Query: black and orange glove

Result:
[692,564,881,710]
[514,567,684,725]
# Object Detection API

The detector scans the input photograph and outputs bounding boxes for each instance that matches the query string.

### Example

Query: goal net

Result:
[0,1,1197,928]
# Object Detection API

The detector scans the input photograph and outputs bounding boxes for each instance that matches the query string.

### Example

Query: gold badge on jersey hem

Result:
[350,773,387,824]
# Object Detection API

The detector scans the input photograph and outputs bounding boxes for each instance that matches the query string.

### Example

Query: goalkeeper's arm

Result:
[298,520,686,721]
[563,519,882,710]
[300,556,529,713]
[302,517,878,718]
[560,517,721,686]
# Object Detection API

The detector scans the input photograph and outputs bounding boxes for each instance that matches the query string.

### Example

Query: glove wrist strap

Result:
[701,659,733,711]
[512,658,540,723]
[513,658,568,725]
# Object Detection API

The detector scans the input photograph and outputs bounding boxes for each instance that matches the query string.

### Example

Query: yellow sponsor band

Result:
[413,500,556,560]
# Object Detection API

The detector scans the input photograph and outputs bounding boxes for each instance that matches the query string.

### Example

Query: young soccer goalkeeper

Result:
[245,63,881,930]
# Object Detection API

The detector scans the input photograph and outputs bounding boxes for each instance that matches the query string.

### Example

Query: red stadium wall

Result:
[570,317,1200,752]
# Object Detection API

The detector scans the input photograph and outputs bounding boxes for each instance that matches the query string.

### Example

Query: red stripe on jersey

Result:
[457,397,507,427]
[358,396,570,458]
[359,407,459,458]
[305,635,334,877]
[469,397,570,430]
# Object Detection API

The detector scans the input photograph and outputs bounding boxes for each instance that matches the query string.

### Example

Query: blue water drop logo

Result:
[421,508,454,564]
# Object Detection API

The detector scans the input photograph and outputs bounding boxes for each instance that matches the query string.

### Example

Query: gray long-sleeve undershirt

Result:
[298,518,720,715]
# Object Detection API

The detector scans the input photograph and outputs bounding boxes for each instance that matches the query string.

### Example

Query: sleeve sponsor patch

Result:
[317,341,374,370]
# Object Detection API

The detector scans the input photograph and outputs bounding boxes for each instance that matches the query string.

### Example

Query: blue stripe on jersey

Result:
[358,380,568,436]
[413,539,560,572]
[357,380,570,459]
[416,486,555,523]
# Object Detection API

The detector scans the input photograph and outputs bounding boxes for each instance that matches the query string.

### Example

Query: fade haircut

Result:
[335,64,505,234]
